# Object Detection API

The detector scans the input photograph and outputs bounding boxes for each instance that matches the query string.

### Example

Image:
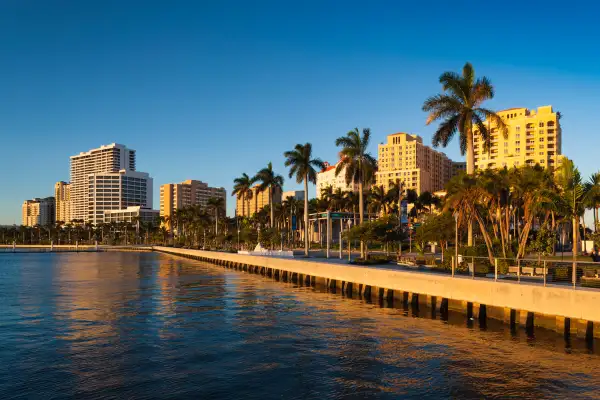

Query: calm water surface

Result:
[1,252,599,399]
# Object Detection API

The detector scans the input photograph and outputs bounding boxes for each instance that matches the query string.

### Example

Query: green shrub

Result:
[352,255,394,265]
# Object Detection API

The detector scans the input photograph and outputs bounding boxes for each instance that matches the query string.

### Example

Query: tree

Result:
[585,172,600,230]
[529,227,556,265]
[283,143,325,257]
[423,62,507,245]
[232,173,255,218]
[555,159,589,282]
[207,197,225,236]
[335,128,377,258]
[254,162,284,229]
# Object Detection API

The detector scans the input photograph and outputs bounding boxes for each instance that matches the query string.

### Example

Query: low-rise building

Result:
[282,190,305,201]
[103,206,159,225]
[316,162,367,199]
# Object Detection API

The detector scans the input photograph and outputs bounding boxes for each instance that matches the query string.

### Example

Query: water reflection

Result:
[0,252,599,399]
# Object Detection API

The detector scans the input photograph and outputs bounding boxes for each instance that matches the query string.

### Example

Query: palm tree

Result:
[368,185,388,216]
[423,62,507,246]
[555,159,589,282]
[284,143,325,256]
[254,162,284,229]
[585,172,600,230]
[207,197,225,236]
[232,173,255,218]
[335,128,377,258]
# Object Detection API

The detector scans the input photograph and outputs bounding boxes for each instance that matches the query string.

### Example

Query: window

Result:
[539,138,544,142]
[516,134,520,139]
[515,126,521,132]
[516,141,520,145]
[540,152,544,155]
[504,142,508,147]
[539,122,544,127]
[516,148,520,152]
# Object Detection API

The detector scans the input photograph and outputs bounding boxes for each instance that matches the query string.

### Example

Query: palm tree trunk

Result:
[466,124,474,247]
[269,187,274,228]
[358,180,365,258]
[573,216,579,285]
[304,176,309,257]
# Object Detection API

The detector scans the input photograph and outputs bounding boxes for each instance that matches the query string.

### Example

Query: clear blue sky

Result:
[1,1,599,224]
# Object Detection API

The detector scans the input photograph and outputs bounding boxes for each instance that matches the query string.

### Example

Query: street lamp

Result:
[453,212,459,277]
[347,219,353,261]
[237,229,240,251]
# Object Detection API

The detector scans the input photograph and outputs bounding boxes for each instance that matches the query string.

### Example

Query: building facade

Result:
[473,105,563,170]
[235,185,282,217]
[316,162,366,199]
[282,190,305,201]
[54,181,71,223]
[103,206,159,225]
[88,170,153,225]
[376,132,453,194]
[452,161,467,177]
[70,143,137,222]
[22,197,55,227]
[160,180,226,229]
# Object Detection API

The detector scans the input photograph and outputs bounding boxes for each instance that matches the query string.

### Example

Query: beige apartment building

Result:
[316,162,369,198]
[54,181,71,223]
[22,197,55,227]
[160,180,226,229]
[235,185,282,217]
[452,161,467,177]
[473,105,563,170]
[376,133,453,194]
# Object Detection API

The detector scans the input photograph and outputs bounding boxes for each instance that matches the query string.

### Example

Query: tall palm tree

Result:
[555,159,589,282]
[232,173,255,218]
[368,185,388,216]
[207,197,225,236]
[284,143,325,256]
[335,128,377,258]
[254,162,284,229]
[423,62,508,246]
[585,172,600,230]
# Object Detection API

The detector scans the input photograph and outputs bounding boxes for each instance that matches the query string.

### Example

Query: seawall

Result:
[154,246,600,339]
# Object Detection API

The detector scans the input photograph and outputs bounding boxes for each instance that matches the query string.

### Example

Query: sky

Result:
[1,0,600,224]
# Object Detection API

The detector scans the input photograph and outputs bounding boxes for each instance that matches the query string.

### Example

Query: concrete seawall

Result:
[154,246,600,339]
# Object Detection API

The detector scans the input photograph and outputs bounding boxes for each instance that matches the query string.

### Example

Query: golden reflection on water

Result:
[4,252,600,399]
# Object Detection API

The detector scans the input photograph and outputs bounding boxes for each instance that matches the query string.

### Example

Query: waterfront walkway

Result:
[153,246,600,338]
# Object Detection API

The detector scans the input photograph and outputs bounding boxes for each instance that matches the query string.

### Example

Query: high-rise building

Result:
[70,143,153,224]
[54,181,71,223]
[376,132,453,194]
[160,180,226,229]
[88,170,153,225]
[235,185,282,217]
[22,197,55,227]
[316,162,367,199]
[473,105,563,170]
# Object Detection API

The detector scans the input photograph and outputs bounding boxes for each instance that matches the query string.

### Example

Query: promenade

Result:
[154,246,600,339]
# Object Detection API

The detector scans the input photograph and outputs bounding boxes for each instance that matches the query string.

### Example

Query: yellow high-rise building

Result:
[235,185,282,217]
[473,105,563,170]
[376,133,453,194]
[54,181,71,223]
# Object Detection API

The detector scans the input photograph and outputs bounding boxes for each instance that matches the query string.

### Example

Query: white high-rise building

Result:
[70,143,153,224]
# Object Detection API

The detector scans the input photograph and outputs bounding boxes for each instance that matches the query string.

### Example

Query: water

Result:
[1,252,599,399]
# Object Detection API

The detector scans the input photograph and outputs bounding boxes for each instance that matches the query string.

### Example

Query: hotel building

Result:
[235,185,282,217]
[282,190,305,201]
[473,105,563,170]
[70,143,154,224]
[316,162,367,199]
[160,180,226,229]
[22,197,55,227]
[376,132,453,194]
[54,181,71,223]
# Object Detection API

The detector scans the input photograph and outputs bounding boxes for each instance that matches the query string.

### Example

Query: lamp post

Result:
[347,219,353,261]
[237,229,240,251]
[454,212,459,277]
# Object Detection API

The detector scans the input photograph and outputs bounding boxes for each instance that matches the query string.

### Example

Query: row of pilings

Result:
[156,249,597,342]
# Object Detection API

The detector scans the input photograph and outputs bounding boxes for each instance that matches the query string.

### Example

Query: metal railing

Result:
[396,255,600,289]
